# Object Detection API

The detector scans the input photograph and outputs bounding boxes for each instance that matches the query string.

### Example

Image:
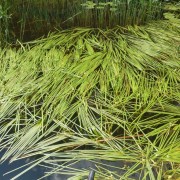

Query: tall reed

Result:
[1,0,164,41]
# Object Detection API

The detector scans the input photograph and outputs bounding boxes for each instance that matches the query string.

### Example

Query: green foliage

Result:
[0,1,11,44]
[80,0,163,27]
[0,1,179,179]
[0,0,164,42]
[0,19,180,179]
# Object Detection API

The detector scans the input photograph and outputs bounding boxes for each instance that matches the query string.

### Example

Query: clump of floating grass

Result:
[0,19,180,179]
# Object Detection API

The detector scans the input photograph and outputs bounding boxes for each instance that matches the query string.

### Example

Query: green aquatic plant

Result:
[0,0,164,42]
[0,18,180,179]
[0,1,12,44]
[80,0,163,27]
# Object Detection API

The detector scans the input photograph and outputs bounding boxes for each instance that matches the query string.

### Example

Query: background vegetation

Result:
[1,0,164,42]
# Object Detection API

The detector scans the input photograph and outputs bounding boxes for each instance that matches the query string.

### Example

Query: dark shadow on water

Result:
[0,151,145,180]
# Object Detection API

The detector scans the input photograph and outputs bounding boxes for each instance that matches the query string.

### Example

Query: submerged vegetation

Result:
[0,0,180,179]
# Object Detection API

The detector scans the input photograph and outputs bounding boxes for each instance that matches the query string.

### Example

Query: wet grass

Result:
[0,17,180,179]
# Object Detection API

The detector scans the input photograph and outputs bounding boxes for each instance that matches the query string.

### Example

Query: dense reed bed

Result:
[0,17,180,179]
[0,0,164,42]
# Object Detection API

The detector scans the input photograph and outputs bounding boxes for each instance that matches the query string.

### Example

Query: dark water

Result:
[0,156,49,180]
[0,152,142,180]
